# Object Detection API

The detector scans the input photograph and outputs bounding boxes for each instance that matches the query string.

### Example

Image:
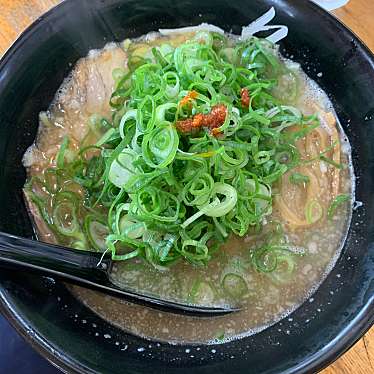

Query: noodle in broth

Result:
[22,29,353,344]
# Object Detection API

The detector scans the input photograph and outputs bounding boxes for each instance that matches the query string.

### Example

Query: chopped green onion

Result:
[289,172,310,185]
[327,194,350,220]
[188,279,215,304]
[142,123,179,169]
[320,155,345,169]
[51,192,83,239]
[222,273,248,299]
[56,136,69,169]
[268,252,296,284]
[305,200,323,224]
[84,215,109,251]
[108,148,137,188]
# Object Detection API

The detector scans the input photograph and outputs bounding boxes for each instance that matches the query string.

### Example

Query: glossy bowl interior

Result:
[0,0,373,373]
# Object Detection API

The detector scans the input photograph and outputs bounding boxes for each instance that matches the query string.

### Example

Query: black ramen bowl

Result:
[0,0,373,373]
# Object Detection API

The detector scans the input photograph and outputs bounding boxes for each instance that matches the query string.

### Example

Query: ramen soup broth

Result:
[22,29,353,344]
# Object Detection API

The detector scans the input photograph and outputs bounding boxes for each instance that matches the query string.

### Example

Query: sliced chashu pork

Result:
[23,44,127,174]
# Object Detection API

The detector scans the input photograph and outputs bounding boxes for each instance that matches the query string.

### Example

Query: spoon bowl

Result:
[0,232,238,316]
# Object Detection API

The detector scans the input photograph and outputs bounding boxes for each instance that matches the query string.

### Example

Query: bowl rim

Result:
[0,0,373,373]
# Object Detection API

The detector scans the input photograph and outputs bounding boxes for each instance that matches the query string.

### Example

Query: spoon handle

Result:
[0,231,109,282]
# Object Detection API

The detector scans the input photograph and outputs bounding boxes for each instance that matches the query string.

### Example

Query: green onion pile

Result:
[26,31,323,267]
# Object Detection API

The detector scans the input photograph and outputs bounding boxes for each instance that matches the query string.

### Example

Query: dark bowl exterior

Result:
[0,0,373,373]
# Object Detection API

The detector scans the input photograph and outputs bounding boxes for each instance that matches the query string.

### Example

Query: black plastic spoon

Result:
[0,232,238,316]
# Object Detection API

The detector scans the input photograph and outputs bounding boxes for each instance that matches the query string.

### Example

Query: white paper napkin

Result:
[311,0,350,11]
